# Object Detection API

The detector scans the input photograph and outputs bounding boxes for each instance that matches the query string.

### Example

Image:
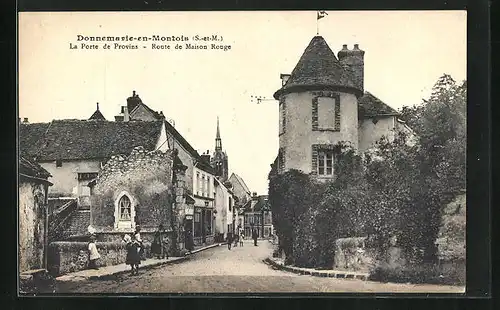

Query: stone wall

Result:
[90,146,175,233]
[333,237,405,273]
[48,241,135,276]
[19,181,48,272]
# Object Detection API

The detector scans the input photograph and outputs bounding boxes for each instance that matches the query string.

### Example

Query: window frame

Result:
[114,191,136,230]
[311,91,341,132]
[311,144,339,178]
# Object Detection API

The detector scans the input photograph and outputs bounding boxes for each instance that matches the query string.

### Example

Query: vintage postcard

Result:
[18,11,466,294]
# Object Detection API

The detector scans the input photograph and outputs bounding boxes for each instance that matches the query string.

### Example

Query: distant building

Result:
[242,194,273,239]
[19,157,53,272]
[228,173,252,205]
[213,177,238,241]
[273,36,416,177]
[210,117,229,181]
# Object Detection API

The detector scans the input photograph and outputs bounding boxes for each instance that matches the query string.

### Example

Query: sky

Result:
[18,11,467,195]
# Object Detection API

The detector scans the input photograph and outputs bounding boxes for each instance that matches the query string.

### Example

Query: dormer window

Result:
[56,159,62,167]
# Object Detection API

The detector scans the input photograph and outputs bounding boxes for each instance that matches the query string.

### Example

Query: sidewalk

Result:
[56,242,226,282]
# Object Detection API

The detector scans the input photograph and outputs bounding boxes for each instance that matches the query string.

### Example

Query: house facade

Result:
[274,36,416,177]
[19,119,169,208]
[19,157,53,272]
[242,194,273,239]
[213,177,237,241]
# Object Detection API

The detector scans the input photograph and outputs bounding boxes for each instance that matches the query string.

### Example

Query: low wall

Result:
[48,241,154,276]
[333,237,405,273]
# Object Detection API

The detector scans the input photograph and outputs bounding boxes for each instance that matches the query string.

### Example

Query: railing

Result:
[48,198,78,241]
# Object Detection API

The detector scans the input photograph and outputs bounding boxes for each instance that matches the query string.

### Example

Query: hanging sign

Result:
[185,205,194,215]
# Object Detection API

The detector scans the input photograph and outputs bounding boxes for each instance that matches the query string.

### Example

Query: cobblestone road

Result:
[56,240,464,293]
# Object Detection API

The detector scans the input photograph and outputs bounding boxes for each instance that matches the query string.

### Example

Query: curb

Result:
[263,258,369,281]
[57,242,226,282]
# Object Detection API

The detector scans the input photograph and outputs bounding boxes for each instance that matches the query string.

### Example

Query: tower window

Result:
[312,144,338,177]
[317,150,334,176]
[312,92,341,131]
[279,97,286,135]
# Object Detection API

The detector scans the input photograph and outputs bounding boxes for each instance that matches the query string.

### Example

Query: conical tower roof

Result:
[273,36,361,99]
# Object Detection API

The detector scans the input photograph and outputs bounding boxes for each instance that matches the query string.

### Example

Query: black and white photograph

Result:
[18,10,467,294]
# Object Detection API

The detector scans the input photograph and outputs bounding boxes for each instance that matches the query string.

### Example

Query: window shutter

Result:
[311,145,319,175]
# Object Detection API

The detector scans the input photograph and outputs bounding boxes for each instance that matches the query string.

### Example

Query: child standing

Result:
[87,234,100,270]
[239,234,244,247]
[124,234,141,275]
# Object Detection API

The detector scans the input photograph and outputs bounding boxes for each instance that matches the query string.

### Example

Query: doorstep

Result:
[263,257,369,281]
[56,242,226,282]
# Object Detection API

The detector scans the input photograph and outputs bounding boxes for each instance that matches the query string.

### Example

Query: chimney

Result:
[23,117,29,123]
[96,102,100,111]
[280,73,291,87]
[133,90,136,97]
[338,44,365,91]
[123,106,130,122]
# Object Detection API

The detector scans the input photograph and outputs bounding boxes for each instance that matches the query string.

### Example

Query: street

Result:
[55,240,464,293]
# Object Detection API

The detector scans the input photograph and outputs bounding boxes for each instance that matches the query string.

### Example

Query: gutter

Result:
[19,173,53,186]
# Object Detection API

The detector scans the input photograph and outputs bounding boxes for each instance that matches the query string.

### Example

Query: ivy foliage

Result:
[268,74,466,269]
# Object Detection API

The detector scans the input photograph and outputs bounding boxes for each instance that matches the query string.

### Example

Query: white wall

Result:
[279,91,359,174]
[358,116,396,152]
[193,166,215,199]
[40,160,100,196]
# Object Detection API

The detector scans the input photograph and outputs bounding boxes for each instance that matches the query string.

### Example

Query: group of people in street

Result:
[226,227,259,250]
[87,224,170,276]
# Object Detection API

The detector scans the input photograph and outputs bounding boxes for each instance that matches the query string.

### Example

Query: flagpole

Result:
[316,12,319,35]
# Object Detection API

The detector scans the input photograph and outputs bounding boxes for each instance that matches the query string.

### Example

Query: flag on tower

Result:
[317,11,328,20]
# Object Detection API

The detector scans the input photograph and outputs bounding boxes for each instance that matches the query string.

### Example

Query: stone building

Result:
[19,157,53,272]
[19,119,169,207]
[273,36,416,177]
[87,147,185,246]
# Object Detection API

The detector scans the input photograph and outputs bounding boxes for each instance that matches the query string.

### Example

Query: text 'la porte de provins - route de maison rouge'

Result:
[70,34,233,51]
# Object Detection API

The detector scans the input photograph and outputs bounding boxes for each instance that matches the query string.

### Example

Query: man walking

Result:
[227,231,233,250]
[252,228,258,246]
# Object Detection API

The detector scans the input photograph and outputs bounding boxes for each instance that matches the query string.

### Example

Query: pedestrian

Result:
[87,234,100,270]
[227,231,233,250]
[134,225,145,261]
[185,229,194,253]
[252,229,258,246]
[124,234,141,275]
[239,233,244,247]
[234,231,239,247]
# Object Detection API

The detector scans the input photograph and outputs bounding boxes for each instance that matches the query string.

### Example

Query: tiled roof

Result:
[230,173,251,195]
[19,119,163,161]
[358,92,399,118]
[19,157,51,179]
[252,195,269,212]
[19,122,51,158]
[274,36,361,99]
[164,120,215,174]
[89,109,106,120]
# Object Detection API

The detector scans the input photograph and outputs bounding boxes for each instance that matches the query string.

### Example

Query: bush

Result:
[369,262,464,286]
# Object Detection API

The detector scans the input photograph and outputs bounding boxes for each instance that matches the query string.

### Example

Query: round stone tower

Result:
[273,36,363,177]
